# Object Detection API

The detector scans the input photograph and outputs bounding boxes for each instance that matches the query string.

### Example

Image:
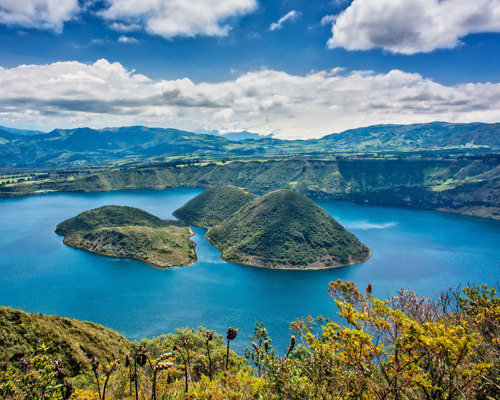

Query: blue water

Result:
[0,188,499,352]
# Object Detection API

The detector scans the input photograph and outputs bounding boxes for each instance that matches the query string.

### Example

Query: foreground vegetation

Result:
[1,282,498,399]
[0,307,132,376]
[56,206,196,268]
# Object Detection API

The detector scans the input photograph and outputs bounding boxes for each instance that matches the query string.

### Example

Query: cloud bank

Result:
[326,0,500,54]
[1,59,500,138]
[101,0,257,38]
[0,0,257,38]
[0,0,79,32]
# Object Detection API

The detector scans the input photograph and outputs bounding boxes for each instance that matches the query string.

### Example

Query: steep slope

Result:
[3,157,499,220]
[205,189,370,269]
[56,205,196,268]
[0,306,132,375]
[173,185,257,228]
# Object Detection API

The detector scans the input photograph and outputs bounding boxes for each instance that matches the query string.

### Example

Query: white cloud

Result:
[109,22,141,32]
[118,35,138,43]
[320,15,336,26]
[269,10,301,31]
[1,59,500,139]
[100,0,257,39]
[90,38,106,45]
[0,0,79,32]
[326,0,500,54]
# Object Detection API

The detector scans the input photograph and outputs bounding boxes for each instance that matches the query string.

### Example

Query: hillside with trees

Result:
[5,157,497,220]
[1,282,498,399]
[173,185,257,228]
[175,187,370,269]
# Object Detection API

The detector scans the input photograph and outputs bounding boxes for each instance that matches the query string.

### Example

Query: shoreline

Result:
[193,222,373,271]
[59,227,198,270]
[2,184,499,222]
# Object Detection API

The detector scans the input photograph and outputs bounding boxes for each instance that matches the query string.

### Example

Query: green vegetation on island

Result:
[1,283,499,399]
[175,187,370,269]
[207,189,371,268]
[56,205,196,268]
[173,185,257,228]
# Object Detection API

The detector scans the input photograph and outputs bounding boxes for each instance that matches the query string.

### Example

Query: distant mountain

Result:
[177,187,371,269]
[173,185,256,228]
[0,128,20,144]
[0,125,45,136]
[219,131,268,141]
[0,125,233,167]
[0,122,499,168]
[321,122,500,150]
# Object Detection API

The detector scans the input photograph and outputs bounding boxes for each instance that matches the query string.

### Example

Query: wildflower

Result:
[226,327,238,340]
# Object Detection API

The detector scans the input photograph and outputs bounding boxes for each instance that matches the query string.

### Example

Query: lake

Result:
[0,187,499,352]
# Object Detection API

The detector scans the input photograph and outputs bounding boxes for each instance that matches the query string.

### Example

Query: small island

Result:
[174,186,371,270]
[173,185,257,228]
[56,205,196,268]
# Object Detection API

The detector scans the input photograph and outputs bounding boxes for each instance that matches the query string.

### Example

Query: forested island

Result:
[56,188,369,270]
[56,205,196,268]
[174,186,370,269]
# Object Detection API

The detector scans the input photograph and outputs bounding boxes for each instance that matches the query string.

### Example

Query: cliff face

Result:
[2,157,499,220]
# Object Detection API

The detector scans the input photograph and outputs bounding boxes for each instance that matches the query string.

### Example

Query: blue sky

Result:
[1,0,500,138]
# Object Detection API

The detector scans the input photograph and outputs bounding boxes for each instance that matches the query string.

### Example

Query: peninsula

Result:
[56,205,196,268]
[174,186,370,269]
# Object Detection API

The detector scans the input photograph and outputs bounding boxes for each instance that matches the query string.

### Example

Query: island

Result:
[173,185,257,228]
[174,186,371,269]
[56,205,196,268]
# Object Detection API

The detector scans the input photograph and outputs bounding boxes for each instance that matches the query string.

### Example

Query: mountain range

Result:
[0,121,499,168]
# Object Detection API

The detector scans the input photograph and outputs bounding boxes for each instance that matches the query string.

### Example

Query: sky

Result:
[1,0,500,139]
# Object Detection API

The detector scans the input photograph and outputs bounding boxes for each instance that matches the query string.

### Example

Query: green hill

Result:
[190,188,371,269]
[173,185,257,228]
[56,205,196,268]
[0,306,132,375]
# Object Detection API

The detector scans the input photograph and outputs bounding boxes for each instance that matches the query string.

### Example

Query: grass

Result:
[0,306,132,375]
